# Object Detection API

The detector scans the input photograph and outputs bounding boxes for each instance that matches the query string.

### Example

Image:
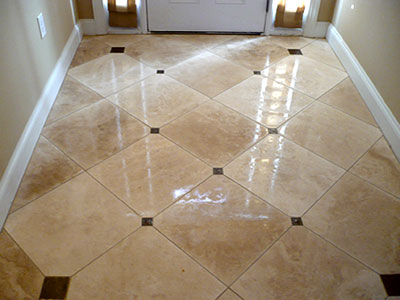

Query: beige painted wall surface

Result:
[318,0,336,22]
[77,0,94,19]
[333,0,400,122]
[0,0,74,176]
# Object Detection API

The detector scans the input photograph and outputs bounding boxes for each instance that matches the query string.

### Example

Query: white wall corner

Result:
[79,19,97,35]
[0,25,82,229]
[327,24,400,161]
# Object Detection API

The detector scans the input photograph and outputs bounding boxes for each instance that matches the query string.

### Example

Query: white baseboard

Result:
[0,24,82,229]
[327,24,400,161]
[79,19,97,35]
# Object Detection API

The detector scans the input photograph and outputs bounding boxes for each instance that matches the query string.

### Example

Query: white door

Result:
[146,0,269,33]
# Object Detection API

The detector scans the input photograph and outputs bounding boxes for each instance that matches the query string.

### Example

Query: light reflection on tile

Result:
[156,176,290,284]
[89,135,210,216]
[268,36,314,49]
[215,76,313,127]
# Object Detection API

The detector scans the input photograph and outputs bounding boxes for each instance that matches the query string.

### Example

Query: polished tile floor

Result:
[1,34,400,300]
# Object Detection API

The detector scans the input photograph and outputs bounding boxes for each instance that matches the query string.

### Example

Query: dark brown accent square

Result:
[110,47,125,53]
[380,274,400,296]
[268,128,278,134]
[150,128,160,134]
[253,71,261,75]
[142,217,153,226]
[291,217,303,226]
[288,49,302,55]
[156,70,165,74]
[213,168,223,175]
[40,277,70,299]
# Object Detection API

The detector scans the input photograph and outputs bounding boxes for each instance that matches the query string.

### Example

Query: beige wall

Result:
[0,0,75,176]
[77,0,94,19]
[318,0,336,22]
[333,0,400,122]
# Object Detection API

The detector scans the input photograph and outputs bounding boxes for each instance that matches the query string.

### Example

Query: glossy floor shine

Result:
[1,34,400,300]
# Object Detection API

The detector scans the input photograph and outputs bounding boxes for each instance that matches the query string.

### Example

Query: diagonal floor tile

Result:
[5,173,141,276]
[302,39,345,71]
[280,102,381,169]
[225,135,344,216]
[217,289,243,300]
[318,78,377,126]
[232,227,386,300]
[108,75,208,127]
[46,75,102,125]
[125,35,204,69]
[262,55,347,98]
[93,34,148,47]
[351,137,400,197]
[69,53,154,97]
[0,230,44,300]
[156,176,290,284]
[167,52,253,97]
[210,36,289,70]
[162,101,268,166]
[89,134,210,216]
[43,100,149,169]
[10,136,82,213]
[177,34,235,49]
[268,35,314,49]
[67,227,225,300]
[214,76,313,127]
[70,37,110,68]
[303,173,400,274]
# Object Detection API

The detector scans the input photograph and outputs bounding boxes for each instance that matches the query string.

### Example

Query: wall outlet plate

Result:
[37,13,47,39]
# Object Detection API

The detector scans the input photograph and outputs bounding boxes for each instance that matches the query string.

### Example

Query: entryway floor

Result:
[2,34,400,300]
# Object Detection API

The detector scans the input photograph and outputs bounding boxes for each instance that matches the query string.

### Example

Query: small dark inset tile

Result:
[40,277,70,299]
[156,70,165,74]
[253,71,261,75]
[268,128,278,134]
[150,128,160,134]
[142,217,153,226]
[110,47,125,53]
[213,168,223,175]
[291,217,303,226]
[380,274,400,296]
[288,49,303,55]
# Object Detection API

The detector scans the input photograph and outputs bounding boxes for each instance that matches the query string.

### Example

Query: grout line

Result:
[152,226,229,288]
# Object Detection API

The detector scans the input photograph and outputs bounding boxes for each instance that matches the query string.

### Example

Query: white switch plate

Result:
[37,13,47,39]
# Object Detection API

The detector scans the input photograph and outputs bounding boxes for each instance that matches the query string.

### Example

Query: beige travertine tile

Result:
[302,39,345,71]
[162,101,268,166]
[89,135,210,216]
[303,173,400,274]
[0,231,44,300]
[10,137,82,213]
[210,36,289,70]
[69,53,154,97]
[108,75,208,127]
[319,78,377,126]
[232,227,386,300]
[262,55,347,98]
[214,76,313,127]
[46,76,102,125]
[5,173,140,276]
[351,137,400,197]
[156,176,290,284]
[268,35,314,49]
[70,37,110,68]
[93,34,148,47]
[167,52,253,97]
[125,35,203,69]
[225,135,344,216]
[43,100,149,169]
[280,102,381,169]
[67,227,225,300]
[218,289,243,300]
[177,34,235,49]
